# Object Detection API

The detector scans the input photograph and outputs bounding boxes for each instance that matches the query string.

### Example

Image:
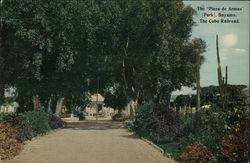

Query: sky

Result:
[173,0,249,95]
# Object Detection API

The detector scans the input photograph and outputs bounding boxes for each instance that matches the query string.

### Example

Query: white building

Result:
[0,102,19,113]
[85,94,114,117]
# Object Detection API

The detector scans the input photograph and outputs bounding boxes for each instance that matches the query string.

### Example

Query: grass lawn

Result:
[157,141,181,160]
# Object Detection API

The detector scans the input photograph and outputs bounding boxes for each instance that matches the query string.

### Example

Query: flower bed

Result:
[0,110,65,161]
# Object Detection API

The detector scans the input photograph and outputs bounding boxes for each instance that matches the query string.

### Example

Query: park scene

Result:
[0,0,249,163]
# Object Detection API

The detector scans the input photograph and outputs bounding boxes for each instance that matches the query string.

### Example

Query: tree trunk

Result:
[47,96,53,114]
[129,100,137,121]
[118,109,122,115]
[0,4,5,107]
[32,95,41,110]
[0,78,4,107]
[225,66,228,110]
[176,105,179,115]
[196,50,201,112]
[122,38,129,89]
[165,93,171,108]
[55,97,65,117]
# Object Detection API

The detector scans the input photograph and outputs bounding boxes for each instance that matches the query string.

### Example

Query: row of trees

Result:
[173,85,247,109]
[0,0,206,113]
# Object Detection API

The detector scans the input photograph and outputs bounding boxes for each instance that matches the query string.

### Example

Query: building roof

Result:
[89,94,105,102]
[242,86,249,97]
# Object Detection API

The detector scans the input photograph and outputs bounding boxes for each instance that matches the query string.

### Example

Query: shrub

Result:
[151,104,180,143]
[132,103,154,138]
[222,115,249,162]
[178,106,247,161]
[179,142,216,163]
[23,110,51,136]
[49,115,65,129]
[178,113,195,137]
[112,113,128,121]
[0,123,22,160]
[0,113,15,121]
[193,109,227,153]
[200,85,247,109]
[77,112,85,121]
[0,113,33,142]
[223,107,247,127]
[157,142,181,160]
[178,110,227,160]
[123,120,133,130]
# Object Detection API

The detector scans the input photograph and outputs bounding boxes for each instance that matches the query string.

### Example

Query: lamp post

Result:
[96,76,99,122]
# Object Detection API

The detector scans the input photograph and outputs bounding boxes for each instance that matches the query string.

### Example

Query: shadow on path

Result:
[64,120,124,130]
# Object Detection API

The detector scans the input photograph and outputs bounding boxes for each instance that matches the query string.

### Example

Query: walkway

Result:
[9,118,176,163]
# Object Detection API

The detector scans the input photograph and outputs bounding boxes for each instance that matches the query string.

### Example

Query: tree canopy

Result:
[0,0,206,111]
[173,85,247,109]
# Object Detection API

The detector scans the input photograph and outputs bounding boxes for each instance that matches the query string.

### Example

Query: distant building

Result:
[0,102,19,113]
[170,94,178,102]
[242,86,250,110]
[0,87,18,113]
[85,94,114,117]
[242,86,249,97]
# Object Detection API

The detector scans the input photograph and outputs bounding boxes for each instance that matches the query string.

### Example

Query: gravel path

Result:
[8,118,176,163]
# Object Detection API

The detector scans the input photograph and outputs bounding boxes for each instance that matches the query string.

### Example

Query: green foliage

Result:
[1,0,96,110]
[0,110,60,144]
[177,106,247,161]
[226,85,247,109]
[111,113,128,121]
[174,95,191,107]
[132,103,181,143]
[23,110,51,136]
[118,1,206,104]
[123,120,133,130]
[1,0,207,109]
[104,85,130,111]
[178,114,195,137]
[67,94,90,112]
[201,85,247,108]
[0,112,15,121]
[200,86,220,105]
[71,106,86,118]
[15,95,34,112]
[223,107,247,127]
[132,103,154,138]
[173,84,247,110]
[78,112,85,121]
[180,111,226,157]
[157,142,181,160]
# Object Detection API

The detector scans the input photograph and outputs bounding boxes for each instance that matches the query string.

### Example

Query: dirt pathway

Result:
[8,118,176,163]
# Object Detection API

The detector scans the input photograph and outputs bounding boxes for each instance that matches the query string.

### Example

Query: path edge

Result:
[123,125,174,160]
